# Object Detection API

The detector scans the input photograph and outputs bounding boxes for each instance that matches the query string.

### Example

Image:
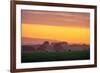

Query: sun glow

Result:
[22,24,90,44]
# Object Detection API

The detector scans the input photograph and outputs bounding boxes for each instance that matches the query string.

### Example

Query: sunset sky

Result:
[21,10,90,45]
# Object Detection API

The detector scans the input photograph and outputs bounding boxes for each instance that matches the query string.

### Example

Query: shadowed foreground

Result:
[21,50,90,63]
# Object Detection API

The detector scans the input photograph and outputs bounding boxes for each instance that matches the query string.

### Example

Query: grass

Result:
[21,50,90,63]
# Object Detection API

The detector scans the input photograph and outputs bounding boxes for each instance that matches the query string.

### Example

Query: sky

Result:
[21,10,90,45]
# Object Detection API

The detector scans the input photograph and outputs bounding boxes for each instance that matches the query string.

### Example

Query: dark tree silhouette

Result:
[43,41,49,45]
[68,49,71,52]
[37,41,50,51]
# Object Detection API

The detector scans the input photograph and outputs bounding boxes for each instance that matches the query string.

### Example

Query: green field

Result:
[21,50,90,63]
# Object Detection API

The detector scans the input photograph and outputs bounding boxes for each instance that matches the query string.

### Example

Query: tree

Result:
[43,41,49,45]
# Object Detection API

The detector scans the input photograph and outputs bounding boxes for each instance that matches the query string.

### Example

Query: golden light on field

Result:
[22,24,90,44]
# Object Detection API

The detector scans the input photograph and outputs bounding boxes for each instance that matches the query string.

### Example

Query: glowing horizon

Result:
[22,24,90,45]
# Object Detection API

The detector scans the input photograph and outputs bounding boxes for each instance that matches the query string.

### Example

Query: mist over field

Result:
[22,40,90,52]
